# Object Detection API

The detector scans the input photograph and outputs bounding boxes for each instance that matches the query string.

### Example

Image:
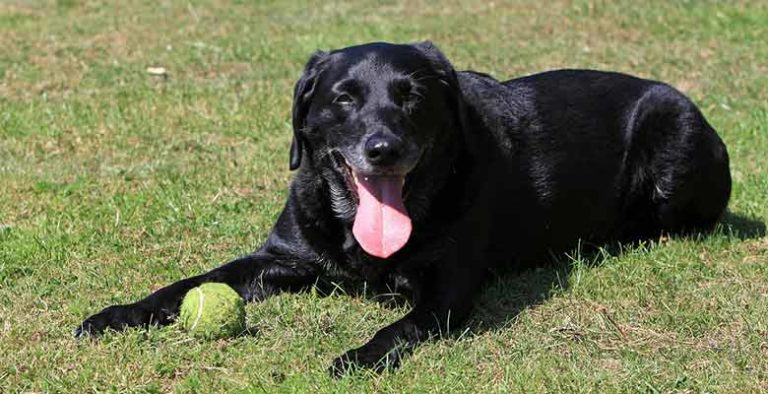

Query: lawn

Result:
[1,0,767,392]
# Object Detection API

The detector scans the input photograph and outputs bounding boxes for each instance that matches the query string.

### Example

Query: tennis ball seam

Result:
[180,283,245,338]
[190,286,204,331]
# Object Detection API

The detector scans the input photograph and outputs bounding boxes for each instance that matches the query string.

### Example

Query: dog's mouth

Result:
[331,151,412,259]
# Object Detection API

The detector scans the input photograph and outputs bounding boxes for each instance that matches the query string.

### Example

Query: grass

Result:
[1,0,767,392]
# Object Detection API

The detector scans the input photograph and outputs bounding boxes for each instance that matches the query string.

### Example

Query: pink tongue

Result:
[352,173,412,259]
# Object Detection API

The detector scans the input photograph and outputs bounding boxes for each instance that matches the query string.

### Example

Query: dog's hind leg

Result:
[653,125,731,235]
[622,85,731,238]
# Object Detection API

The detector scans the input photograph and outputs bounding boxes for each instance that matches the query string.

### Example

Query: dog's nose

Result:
[364,134,402,166]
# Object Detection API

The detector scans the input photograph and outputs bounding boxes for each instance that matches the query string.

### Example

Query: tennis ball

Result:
[179,283,246,339]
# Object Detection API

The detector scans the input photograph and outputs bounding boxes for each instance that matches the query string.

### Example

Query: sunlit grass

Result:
[1,0,766,391]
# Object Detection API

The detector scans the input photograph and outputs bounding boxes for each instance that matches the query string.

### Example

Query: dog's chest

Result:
[360,264,419,302]
[334,225,423,301]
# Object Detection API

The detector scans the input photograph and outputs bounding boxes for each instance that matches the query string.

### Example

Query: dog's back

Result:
[457,69,731,262]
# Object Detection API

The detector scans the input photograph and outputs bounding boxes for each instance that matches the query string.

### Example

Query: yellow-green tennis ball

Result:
[179,283,246,339]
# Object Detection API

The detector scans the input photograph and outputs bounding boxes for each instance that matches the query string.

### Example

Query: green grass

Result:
[1,0,767,392]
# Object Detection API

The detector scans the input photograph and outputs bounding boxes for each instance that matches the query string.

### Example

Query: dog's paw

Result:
[328,345,401,378]
[74,304,153,338]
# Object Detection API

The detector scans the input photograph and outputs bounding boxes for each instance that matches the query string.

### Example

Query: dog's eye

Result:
[392,80,424,107]
[407,91,423,104]
[333,93,354,105]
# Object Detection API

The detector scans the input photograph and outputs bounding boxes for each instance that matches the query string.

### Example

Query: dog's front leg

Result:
[328,262,484,376]
[74,253,319,337]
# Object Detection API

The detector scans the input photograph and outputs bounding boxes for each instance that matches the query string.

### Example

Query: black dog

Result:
[76,42,731,375]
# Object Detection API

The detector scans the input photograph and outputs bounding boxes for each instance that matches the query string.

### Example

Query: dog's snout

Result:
[364,133,402,166]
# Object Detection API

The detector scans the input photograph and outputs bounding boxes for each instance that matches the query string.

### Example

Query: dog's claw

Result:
[327,346,401,378]
[328,356,352,378]
[74,315,109,338]
[73,325,90,338]
[73,304,155,338]
[74,308,114,338]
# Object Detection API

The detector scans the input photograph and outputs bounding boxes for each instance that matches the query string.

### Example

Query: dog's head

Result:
[290,42,466,258]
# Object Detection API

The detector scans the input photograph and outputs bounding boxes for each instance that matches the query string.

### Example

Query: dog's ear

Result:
[412,41,469,136]
[411,41,457,85]
[290,50,329,171]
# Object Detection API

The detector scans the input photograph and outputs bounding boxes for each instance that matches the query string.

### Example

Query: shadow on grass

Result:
[464,210,765,334]
[720,211,766,239]
[468,262,572,333]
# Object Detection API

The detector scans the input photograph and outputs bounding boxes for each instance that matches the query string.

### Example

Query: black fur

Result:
[76,42,731,375]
